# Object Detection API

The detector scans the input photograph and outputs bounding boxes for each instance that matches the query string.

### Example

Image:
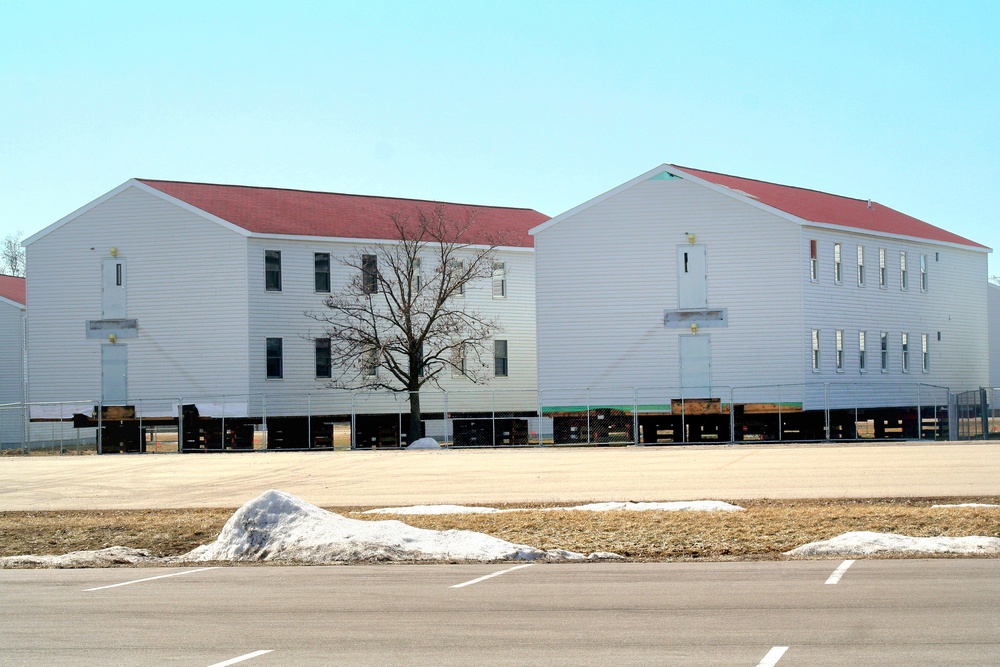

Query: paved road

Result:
[1,442,999,510]
[1,560,997,666]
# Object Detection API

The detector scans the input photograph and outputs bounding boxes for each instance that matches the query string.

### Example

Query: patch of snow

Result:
[587,551,626,560]
[179,490,586,563]
[406,437,440,449]
[785,531,1000,557]
[363,500,745,515]
[549,501,744,513]
[0,546,156,569]
[364,504,502,515]
[931,503,1000,508]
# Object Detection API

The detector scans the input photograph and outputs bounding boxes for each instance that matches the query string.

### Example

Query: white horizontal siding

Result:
[802,229,989,405]
[26,186,250,405]
[989,283,1000,388]
[246,239,537,415]
[535,177,803,404]
[0,301,25,444]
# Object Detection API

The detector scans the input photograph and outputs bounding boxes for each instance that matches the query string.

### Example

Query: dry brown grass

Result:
[1,498,997,563]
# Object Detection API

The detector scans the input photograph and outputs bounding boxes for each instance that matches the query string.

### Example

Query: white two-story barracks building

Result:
[530,164,991,442]
[23,179,546,450]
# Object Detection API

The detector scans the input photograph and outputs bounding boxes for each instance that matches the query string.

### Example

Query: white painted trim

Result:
[529,164,672,235]
[0,296,25,310]
[530,164,990,253]
[22,180,252,246]
[247,232,534,252]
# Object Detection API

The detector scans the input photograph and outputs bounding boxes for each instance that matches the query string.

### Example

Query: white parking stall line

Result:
[83,567,218,591]
[450,563,535,589]
[824,559,855,585]
[205,650,273,667]
[755,646,788,666]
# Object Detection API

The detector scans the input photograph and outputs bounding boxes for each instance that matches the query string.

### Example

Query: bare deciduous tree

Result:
[1,231,25,277]
[308,206,506,443]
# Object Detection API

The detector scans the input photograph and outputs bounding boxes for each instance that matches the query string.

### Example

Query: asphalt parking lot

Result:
[2,559,998,666]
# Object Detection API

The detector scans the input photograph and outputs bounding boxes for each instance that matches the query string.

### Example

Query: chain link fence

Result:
[0,382,967,454]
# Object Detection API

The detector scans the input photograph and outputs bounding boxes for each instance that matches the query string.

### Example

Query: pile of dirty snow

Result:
[406,438,440,449]
[364,500,744,515]
[0,546,156,568]
[180,490,596,563]
[785,531,1000,557]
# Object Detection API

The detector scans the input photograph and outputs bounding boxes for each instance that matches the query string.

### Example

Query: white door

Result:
[679,334,711,398]
[677,245,707,309]
[102,258,126,318]
[102,344,127,405]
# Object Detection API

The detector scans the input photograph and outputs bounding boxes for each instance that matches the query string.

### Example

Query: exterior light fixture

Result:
[690,323,698,334]
[108,334,117,343]
[687,233,696,244]
[110,247,118,257]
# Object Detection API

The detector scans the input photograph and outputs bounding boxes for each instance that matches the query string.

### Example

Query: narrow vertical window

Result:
[452,344,466,378]
[859,331,867,372]
[901,332,910,372]
[314,253,331,293]
[835,329,844,371]
[115,263,123,287]
[919,254,927,292]
[266,338,283,379]
[878,248,886,288]
[492,262,506,298]
[363,347,378,378]
[265,250,282,291]
[900,251,908,290]
[494,339,508,377]
[880,332,888,372]
[811,329,820,371]
[833,243,842,284]
[449,259,465,295]
[809,240,818,281]
[362,254,378,294]
[921,334,929,372]
[315,338,331,378]
[857,245,865,286]
[412,257,422,292]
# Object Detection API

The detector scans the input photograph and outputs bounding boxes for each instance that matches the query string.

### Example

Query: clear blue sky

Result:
[2,1,997,276]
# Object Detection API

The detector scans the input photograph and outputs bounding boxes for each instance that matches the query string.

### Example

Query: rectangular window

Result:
[266,338,283,379]
[919,254,927,292]
[363,347,378,378]
[265,250,282,291]
[857,245,865,286]
[362,254,378,294]
[811,329,820,372]
[492,262,506,298]
[450,259,465,295]
[494,339,508,377]
[315,338,331,378]
[809,240,818,281]
[879,248,886,288]
[451,345,466,378]
[921,334,929,372]
[833,243,842,284]
[314,253,331,292]
[835,329,844,371]
[859,331,867,372]
[900,251,908,290]
[901,332,910,372]
[880,332,888,372]
[412,257,422,292]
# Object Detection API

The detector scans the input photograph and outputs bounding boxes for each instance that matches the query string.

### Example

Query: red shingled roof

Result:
[0,274,25,306]
[138,180,547,248]
[671,166,987,249]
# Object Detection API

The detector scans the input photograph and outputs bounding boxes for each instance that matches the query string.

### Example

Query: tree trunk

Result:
[407,389,424,444]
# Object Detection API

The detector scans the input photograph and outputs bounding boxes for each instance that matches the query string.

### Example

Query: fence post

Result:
[307,394,312,449]
[221,395,227,450]
[443,391,450,448]
[491,389,497,448]
[537,390,544,447]
[824,383,831,441]
[350,393,356,450]
[917,384,922,441]
[633,387,640,446]
[982,387,990,441]
[262,394,268,450]
[97,400,103,455]
[778,384,783,442]
[586,387,591,446]
[177,398,184,453]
